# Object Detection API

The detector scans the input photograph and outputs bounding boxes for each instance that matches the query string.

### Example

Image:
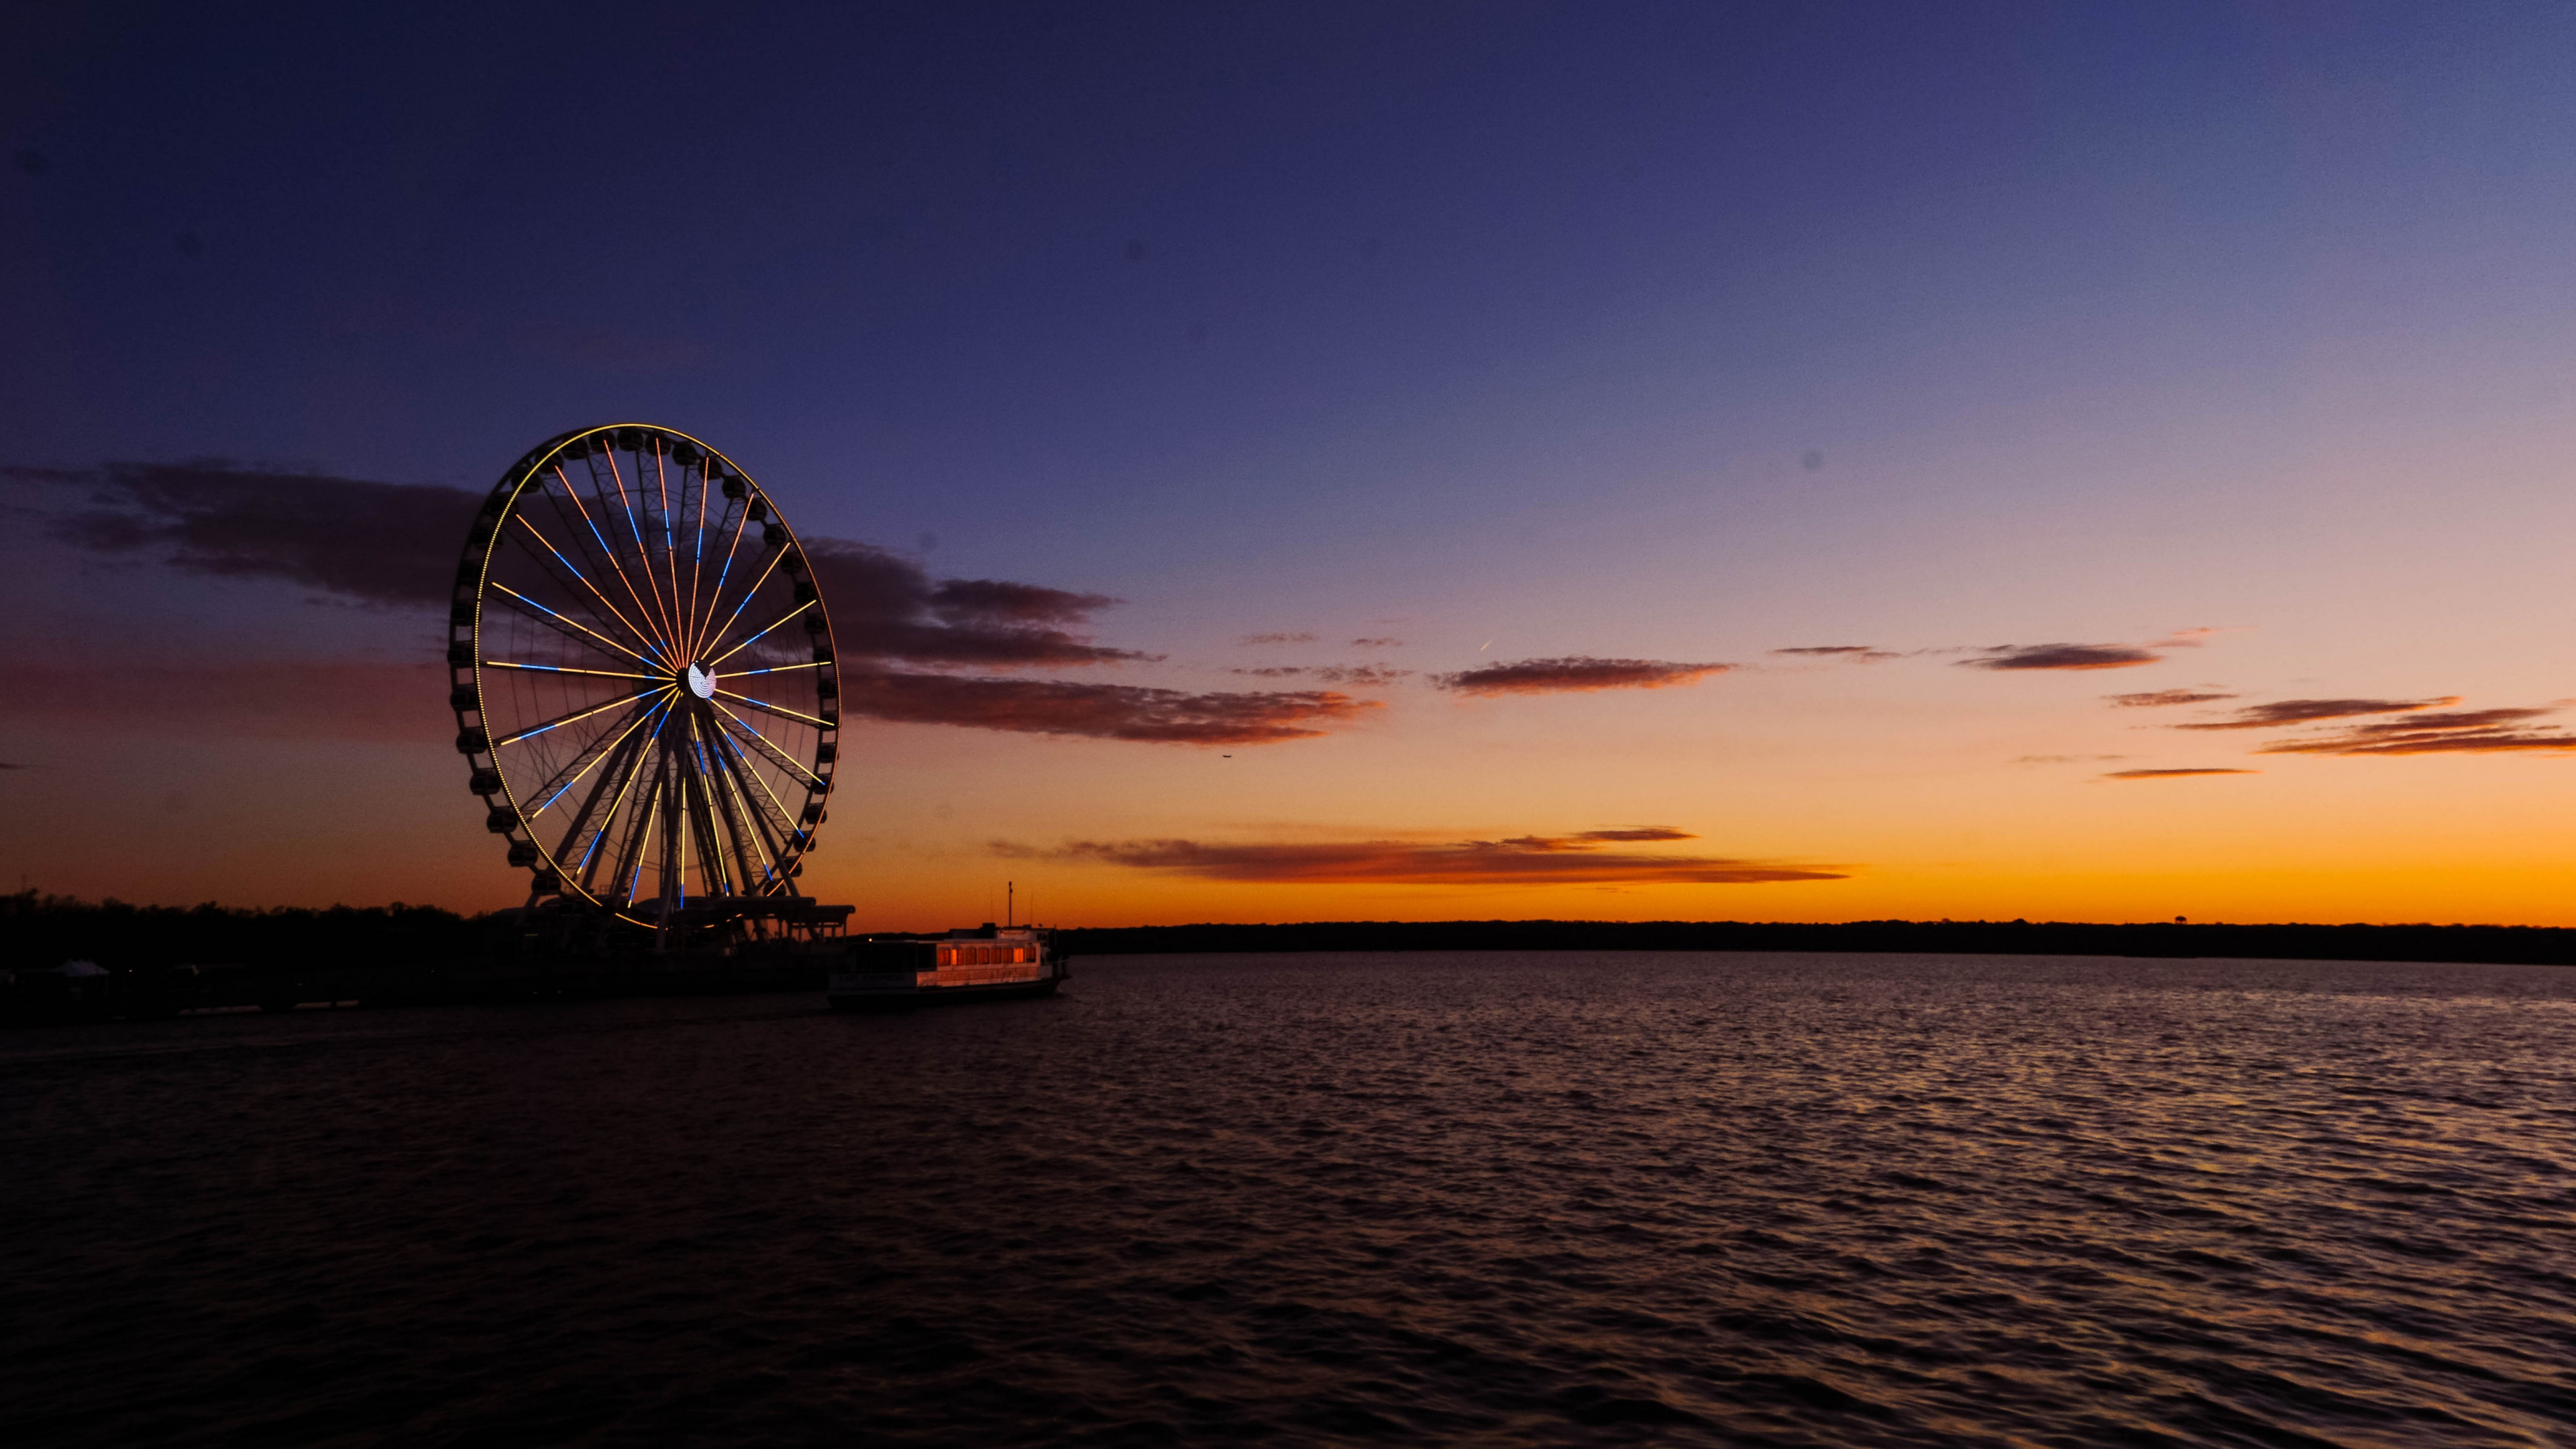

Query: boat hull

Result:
[826,974,1063,1010]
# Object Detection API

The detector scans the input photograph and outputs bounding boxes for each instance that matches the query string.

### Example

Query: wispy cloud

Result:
[12,460,1392,745]
[1772,645,1900,662]
[1238,631,1317,646]
[2176,697,2457,731]
[994,830,1845,885]
[802,539,1153,667]
[2108,689,2239,708]
[2017,753,2127,764]
[1349,637,1403,648]
[1964,643,2162,672]
[14,460,476,608]
[2255,706,2576,756]
[10,460,1159,669]
[841,670,1378,745]
[1434,656,1733,696]
[1964,628,2222,673]
[1231,664,1412,686]
[2104,767,2259,780]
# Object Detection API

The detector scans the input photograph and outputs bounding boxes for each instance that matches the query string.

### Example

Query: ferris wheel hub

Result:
[685,662,715,699]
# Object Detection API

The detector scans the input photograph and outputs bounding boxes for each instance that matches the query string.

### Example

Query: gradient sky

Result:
[8,1,2576,927]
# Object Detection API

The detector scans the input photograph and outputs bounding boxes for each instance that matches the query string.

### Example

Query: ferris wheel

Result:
[447,424,838,930]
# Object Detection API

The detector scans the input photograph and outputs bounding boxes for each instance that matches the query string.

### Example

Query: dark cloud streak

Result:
[995,831,1844,885]
[17,460,474,608]
[2175,697,2457,731]
[1965,643,2161,672]
[2256,706,2576,756]
[2108,689,2238,708]
[841,670,1375,745]
[1436,656,1733,696]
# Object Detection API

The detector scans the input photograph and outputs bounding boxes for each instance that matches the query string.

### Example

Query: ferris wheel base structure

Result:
[449,423,855,951]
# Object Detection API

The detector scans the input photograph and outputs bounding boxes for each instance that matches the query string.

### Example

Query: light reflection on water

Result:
[3,951,2571,1446]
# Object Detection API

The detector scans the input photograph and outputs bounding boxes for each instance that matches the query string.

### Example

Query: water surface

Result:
[5,951,2571,1445]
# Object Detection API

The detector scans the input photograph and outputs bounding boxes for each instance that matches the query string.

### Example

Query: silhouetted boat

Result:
[826,924,1064,1010]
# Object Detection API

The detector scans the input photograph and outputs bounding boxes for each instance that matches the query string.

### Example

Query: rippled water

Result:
[5,951,2573,1446]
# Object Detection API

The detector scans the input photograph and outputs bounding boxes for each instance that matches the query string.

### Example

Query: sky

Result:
[7,0,2576,928]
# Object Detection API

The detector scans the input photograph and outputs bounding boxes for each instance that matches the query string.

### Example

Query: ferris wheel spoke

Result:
[653,449,689,660]
[686,493,755,659]
[715,661,825,678]
[711,735,798,881]
[711,700,828,788]
[547,463,676,662]
[621,777,662,908]
[704,600,816,668]
[593,447,678,650]
[712,686,833,731]
[708,722,797,842]
[549,720,655,875]
[492,684,669,748]
[511,515,669,664]
[486,660,666,682]
[684,460,712,664]
[694,544,792,663]
[686,712,759,894]
[525,692,672,817]
[488,584,665,672]
[707,741,780,890]
[665,763,698,906]
[565,708,667,888]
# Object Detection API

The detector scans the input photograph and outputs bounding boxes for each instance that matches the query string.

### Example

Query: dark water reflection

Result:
[5,951,2573,1446]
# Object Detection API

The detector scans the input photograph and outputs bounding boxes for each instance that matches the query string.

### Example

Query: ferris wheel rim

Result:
[447,423,840,929]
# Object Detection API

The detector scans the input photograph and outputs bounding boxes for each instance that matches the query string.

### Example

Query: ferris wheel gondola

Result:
[447,425,837,931]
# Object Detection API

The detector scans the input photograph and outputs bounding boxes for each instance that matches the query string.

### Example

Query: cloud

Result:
[2108,689,2239,708]
[800,539,1152,667]
[12,460,1157,669]
[994,830,1845,885]
[2174,696,2457,731]
[1963,626,2231,674]
[1238,631,1317,646]
[1231,664,1413,686]
[1434,656,1733,696]
[0,659,1379,750]
[841,670,1378,745]
[2016,754,2127,764]
[2103,768,2259,780]
[1771,645,1900,662]
[1350,637,1403,648]
[1964,643,2162,672]
[11,460,1388,747]
[15,460,478,608]
[2255,706,2576,757]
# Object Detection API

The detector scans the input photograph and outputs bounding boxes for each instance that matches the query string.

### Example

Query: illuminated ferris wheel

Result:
[447,424,838,930]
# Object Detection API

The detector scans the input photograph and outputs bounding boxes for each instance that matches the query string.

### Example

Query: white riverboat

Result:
[826,924,1065,1010]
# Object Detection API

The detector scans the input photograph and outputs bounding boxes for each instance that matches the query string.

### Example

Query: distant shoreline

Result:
[1055,919,2576,969]
[9,893,2571,973]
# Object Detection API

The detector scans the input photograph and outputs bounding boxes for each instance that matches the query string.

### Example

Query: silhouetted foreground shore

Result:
[7,892,2570,1022]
